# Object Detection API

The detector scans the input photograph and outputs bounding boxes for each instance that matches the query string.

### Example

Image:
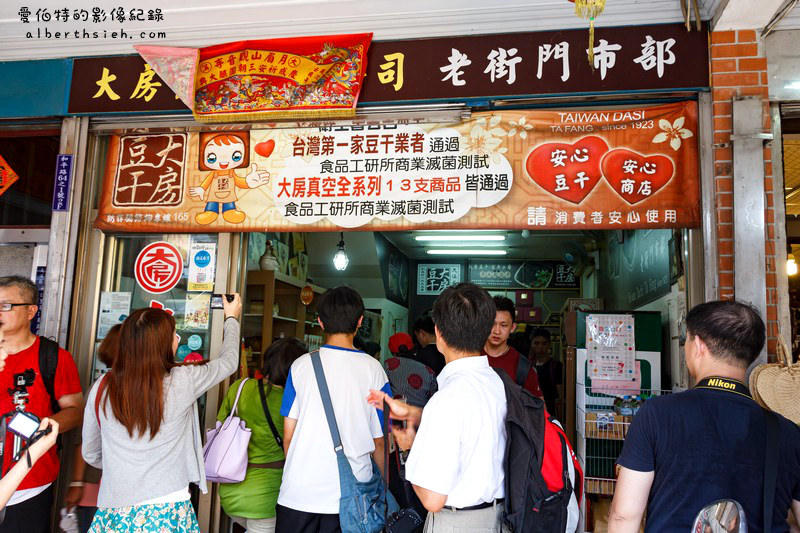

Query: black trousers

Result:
[0,484,54,533]
[275,504,340,533]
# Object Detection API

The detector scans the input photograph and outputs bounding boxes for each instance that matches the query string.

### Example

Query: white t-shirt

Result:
[405,355,507,509]
[278,345,392,514]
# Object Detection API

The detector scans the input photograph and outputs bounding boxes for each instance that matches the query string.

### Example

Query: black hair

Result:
[364,341,381,358]
[493,296,516,322]
[508,331,531,357]
[262,337,307,394]
[432,283,495,354]
[685,300,765,368]
[317,286,365,334]
[530,327,551,342]
[353,336,367,352]
[0,275,37,304]
[413,315,435,335]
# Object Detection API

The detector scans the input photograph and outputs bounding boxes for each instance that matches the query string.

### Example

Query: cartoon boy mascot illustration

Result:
[190,133,270,225]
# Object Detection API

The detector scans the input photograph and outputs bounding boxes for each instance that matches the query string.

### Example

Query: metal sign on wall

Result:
[95,101,700,233]
[68,23,708,114]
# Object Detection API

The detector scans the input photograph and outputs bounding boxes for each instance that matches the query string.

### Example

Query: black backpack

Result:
[38,336,61,415]
[494,364,582,533]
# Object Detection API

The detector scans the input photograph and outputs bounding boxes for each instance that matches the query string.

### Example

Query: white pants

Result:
[423,503,506,533]
[231,516,276,533]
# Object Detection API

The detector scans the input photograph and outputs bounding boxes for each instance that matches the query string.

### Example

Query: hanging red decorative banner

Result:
[0,154,20,198]
[193,33,372,122]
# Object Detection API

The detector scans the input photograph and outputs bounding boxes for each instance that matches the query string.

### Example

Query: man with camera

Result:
[0,276,83,532]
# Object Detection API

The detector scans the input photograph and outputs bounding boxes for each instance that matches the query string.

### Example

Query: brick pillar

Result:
[711,29,779,357]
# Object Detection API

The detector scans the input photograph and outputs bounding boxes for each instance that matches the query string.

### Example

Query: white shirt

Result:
[405,355,507,509]
[278,345,392,514]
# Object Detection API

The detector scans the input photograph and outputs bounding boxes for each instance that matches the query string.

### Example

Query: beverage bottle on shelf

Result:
[619,395,635,416]
[613,396,624,415]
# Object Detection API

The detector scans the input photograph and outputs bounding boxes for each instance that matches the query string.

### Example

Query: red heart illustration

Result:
[601,149,675,205]
[526,136,609,204]
[255,140,275,158]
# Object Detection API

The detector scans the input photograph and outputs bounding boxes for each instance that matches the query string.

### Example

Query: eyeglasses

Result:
[0,303,35,312]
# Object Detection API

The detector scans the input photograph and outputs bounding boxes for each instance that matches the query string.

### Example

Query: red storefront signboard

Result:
[95,101,700,232]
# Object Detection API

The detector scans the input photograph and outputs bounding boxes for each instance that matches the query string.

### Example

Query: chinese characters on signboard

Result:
[112,134,186,208]
[52,154,73,211]
[417,264,462,295]
[467,260,580,289]
[68,24,708,114]
[95,101,700,233]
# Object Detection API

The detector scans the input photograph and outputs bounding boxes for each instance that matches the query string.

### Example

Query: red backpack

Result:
[495,356,583,532]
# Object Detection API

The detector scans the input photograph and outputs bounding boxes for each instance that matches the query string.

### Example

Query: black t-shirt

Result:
[617,379,800,533]
[415,344,446,376]
[534,358,562,414]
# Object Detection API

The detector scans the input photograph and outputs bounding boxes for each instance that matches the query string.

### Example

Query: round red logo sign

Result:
[135,242,184,294]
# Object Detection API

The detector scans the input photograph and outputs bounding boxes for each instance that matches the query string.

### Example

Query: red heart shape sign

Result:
[255,140,275,158]
[601,149,675,205]
[526,136,609,204]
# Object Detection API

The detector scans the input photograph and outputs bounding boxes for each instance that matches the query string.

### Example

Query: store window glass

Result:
[92,233,221,378]
[0,134,60,226]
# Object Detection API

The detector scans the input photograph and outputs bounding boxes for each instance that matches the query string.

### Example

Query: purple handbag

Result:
[203,378,252,483]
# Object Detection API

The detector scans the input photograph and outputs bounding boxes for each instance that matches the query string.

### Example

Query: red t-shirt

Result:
[483,346,543,399]
[0,337,82,490]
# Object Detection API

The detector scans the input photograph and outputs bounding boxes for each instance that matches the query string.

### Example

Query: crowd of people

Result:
[0,272,798,533]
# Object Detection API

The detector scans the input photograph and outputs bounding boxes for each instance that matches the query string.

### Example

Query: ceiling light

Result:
[426,249,507,256]
[789,255,798,276]
[415,235,506,242]
[333,232,349,271]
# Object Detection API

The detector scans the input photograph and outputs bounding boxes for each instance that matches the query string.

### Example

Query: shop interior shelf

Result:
[273,315,299,323]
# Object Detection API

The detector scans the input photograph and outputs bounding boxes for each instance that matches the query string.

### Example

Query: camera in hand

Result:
[210,294,235,309]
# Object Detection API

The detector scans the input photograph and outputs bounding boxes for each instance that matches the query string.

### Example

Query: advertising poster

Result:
[96,102,700,233]
[187,241,216,291]
[98,291,132,339]
[586,313,636,380]
[184,293,211,330]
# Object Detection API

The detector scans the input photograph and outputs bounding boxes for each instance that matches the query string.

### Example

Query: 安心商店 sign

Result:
[95,101,700,232]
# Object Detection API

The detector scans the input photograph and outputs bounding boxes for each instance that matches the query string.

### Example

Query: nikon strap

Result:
[693,377,753,400]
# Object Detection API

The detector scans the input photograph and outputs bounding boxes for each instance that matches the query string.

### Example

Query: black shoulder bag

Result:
[257,379,283,449]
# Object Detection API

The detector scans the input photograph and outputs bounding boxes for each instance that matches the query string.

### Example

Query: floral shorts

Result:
[89,500,200,533]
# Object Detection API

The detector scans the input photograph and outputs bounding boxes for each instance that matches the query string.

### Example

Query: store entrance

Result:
[237,228,685,424]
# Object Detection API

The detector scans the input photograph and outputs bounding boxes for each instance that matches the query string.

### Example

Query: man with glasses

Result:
[0,276,83,532]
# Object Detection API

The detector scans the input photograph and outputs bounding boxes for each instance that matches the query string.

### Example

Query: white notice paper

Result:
[188,241,216,292]
[98,292,131,339]
[586,313,636,381]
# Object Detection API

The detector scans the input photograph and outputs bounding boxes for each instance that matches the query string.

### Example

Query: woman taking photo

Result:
[217,337,307,533]
[82,294,242,532]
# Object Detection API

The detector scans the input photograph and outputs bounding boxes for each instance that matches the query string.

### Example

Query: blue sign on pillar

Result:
[52,154,73,212]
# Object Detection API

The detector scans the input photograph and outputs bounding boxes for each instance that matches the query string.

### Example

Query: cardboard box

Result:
[585,411,630,440]
[515,306,542,324]
[515,290,534,306]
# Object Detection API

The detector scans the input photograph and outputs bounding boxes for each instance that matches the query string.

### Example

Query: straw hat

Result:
[749,335,800,425]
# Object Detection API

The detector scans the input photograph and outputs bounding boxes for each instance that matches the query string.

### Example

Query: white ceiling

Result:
[0,0,724,61]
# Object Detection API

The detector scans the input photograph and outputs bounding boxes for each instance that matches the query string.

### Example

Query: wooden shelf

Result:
[274,315,298,323]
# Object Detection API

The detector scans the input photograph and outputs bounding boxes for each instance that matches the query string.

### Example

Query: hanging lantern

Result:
[569,0,606,67]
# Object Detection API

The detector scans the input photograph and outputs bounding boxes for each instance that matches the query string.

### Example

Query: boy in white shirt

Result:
[370,283,507,532]
[277,286,392,533]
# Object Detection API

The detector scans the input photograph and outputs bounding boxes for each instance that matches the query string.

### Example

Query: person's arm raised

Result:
[0,418,59,510]
[186,293,243,397]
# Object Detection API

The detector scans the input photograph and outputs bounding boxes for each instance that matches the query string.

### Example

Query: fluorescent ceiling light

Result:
[785,81,800,90]
[427,249,507,256]
[415,235,506,242]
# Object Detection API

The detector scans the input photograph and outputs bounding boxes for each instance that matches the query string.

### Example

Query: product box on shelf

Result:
[515,306,542,324]
[515,290,534,306]
[585,411,631,440]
